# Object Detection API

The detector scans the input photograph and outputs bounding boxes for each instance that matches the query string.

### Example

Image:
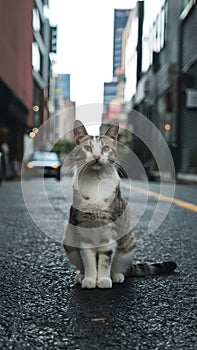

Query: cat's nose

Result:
[94,155,100,161]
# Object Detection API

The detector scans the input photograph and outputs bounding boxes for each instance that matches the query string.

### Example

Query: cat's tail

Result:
[126,261,177,277]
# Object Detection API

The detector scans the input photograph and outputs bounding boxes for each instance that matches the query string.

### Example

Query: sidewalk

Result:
[177,172,197,184]
[150,171,197,185]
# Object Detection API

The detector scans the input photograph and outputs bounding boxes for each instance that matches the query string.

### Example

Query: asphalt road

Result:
[0,178,196,349]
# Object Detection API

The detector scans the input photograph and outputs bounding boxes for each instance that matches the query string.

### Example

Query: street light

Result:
[164,123,171,131]
[32,105,39,112]
[29,131,36,138]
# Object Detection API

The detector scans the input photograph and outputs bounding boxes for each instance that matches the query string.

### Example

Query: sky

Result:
[49,0,137,108]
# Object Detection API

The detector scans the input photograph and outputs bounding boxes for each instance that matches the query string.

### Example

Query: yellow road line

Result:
[121,183,197,213]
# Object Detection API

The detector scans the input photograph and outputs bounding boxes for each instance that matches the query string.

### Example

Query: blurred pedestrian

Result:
[0,142,12,179]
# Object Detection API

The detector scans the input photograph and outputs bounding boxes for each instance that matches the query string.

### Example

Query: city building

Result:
[0,0,56,169]
[32,0,55,150]
[0,0,34,167]
[54,74,75,142]
[103,9,131,129]
[55,74,70,99]
[178,0,197,174]
[113,9,131,77]
[102,0,197,176]
[124,2,144,103]
[103,81,118,122]
[129,0,192,173]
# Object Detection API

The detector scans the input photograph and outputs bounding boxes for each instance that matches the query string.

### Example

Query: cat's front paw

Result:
[75,273,84,285]
[97,278,112,289]
[82,277,96,289]
[112,273,125,283]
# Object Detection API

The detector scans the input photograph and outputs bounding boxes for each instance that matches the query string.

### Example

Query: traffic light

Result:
[50,26,57,53]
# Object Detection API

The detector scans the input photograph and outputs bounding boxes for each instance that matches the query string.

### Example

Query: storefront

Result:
[0,79,29,167]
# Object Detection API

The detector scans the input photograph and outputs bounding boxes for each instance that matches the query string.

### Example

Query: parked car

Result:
[23,151,62,181]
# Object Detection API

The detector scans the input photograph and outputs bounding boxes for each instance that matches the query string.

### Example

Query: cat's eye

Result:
[102,146,109,152]
[84,145,92,152]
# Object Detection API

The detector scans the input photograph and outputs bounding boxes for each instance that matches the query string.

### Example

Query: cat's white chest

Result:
[73,169,119,210]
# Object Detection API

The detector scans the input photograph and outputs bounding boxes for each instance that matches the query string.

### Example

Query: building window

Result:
[32,42,41,72]
[142,0,168,72]
[153,1,167,53]
[32,8,41,32]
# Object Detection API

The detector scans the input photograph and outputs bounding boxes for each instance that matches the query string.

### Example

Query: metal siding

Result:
[144,62,171,101]
[182,109,197,149]
[181,4,197,170]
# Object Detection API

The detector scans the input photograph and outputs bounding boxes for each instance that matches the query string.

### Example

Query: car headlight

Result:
[27,162,34,168]
[51,163,59,169]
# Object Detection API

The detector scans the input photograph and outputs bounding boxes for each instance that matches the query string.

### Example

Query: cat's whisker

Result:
[115,158,127,167]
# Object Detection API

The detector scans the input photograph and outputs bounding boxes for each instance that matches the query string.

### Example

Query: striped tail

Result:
[126,261,177,277]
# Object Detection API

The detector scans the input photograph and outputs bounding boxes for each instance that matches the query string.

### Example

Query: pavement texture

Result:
[0,179,196,349]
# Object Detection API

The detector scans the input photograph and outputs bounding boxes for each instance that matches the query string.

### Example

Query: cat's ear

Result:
[73,120,88,144]
[105,122,119,140]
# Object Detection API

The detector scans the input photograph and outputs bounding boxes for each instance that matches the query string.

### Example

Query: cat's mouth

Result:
[89,159,103,170]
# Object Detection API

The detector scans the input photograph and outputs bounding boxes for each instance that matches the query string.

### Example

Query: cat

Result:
[63,120,177,289]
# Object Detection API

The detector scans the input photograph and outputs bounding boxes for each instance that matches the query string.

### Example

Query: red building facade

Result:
[0,0,34,164]
[0,0,53,168]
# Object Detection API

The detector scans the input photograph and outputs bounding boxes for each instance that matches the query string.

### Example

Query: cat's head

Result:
[73,120,119,170]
